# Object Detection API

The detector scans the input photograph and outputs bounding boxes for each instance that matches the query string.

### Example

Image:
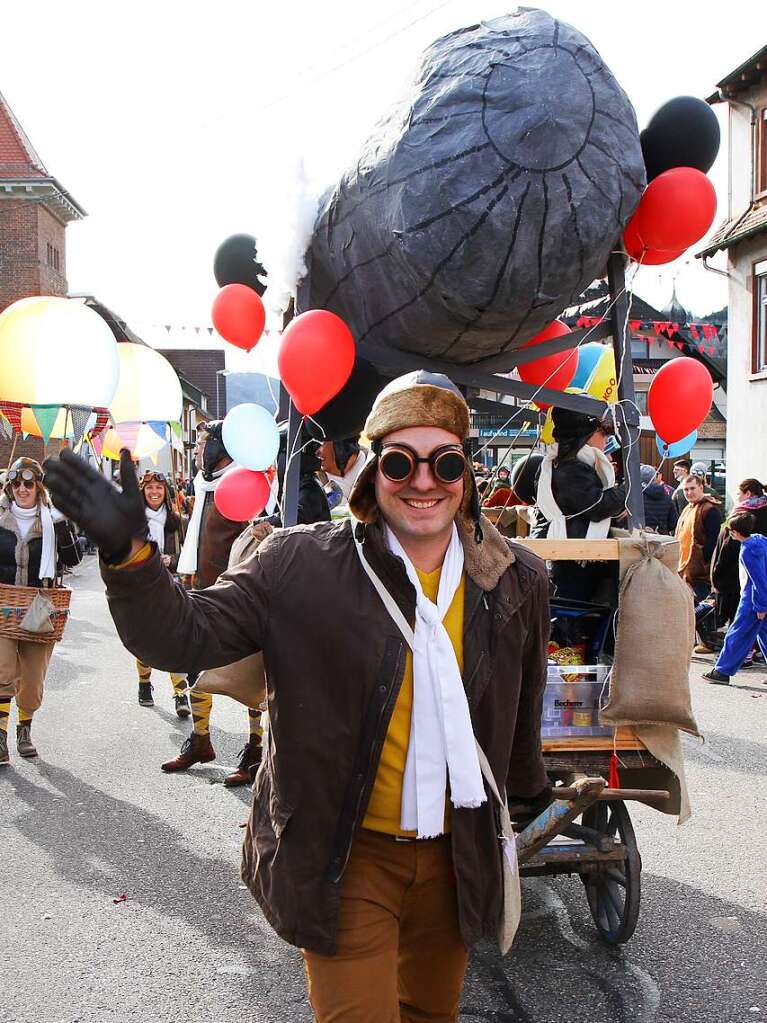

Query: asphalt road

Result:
[2,557,765,1023]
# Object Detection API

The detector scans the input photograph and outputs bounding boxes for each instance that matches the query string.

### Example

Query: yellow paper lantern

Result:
[101,423,167,461]
[109,343,182,424]
[0,296,119,407]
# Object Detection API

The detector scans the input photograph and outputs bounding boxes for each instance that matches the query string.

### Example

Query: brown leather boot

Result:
[161,733,215,773]
[223,736,262,788]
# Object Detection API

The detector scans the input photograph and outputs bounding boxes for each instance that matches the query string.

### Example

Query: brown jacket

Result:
[102,515,549,954]
[676,497,722,590]
[195,491,249,589]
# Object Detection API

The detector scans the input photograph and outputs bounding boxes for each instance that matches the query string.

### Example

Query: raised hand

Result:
[43,448,148,562]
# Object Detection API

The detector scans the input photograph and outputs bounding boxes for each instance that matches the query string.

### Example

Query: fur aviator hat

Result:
[348,371,482,539]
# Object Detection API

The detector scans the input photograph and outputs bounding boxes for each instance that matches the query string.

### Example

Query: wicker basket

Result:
[0,583,72,644]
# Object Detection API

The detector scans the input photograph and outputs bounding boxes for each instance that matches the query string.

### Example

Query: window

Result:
[755,259,767,374]
[758,107,767,197]
[46,243,61,271]
[633,390,648,415]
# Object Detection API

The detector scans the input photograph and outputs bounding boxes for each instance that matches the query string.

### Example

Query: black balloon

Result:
[213,233,267,296]
[510,453,544,506]
[641,96,720,182]
[305,357,383,441]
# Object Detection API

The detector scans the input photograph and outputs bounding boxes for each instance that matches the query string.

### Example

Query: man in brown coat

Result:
[676,474,723,602]
[44,371,550,1023]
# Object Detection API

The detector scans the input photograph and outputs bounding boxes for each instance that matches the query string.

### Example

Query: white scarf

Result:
[385,524,486,838]
[11,501,58,581]
[327,450,368,502]
[536,443,616,540]
[145,506,168,553]
[176,467,232,576]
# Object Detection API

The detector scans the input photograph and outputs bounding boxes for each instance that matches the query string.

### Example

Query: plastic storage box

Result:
[541,664,612,739]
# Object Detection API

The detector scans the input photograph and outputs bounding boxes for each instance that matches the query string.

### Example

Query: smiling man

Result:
[43,371,550,1023]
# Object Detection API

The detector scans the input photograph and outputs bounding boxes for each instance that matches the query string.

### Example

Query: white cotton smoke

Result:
[254,154,320,319]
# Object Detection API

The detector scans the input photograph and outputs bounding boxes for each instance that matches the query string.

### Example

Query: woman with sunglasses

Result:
[0,457,80,765]
[133,470,190,716]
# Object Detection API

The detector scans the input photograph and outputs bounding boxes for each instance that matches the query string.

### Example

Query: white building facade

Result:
[699,46,767,494]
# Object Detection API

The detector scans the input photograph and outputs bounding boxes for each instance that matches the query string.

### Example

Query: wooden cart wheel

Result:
[580,800,641,945]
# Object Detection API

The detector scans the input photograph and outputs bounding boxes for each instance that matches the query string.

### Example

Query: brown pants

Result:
[303,828,468,1023]
[0,637,53,714]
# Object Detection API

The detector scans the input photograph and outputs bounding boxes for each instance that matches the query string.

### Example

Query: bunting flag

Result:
[170,421,182,438]
[0,415,12,440]
[91,409,111,437]
[30,404,62,444]
[70,407,93,447]
[90,432,105,457]
[147,421,168,441]
[0,401,23,433]
[115,422,141,450]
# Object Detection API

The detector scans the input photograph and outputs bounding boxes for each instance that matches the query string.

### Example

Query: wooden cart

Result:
[510,537,678,945]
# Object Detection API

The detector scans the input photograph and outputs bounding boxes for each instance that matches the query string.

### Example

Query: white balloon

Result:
[222,403,280,471]
[0,296,119,407]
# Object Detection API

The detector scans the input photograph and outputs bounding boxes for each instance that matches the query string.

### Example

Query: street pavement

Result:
[2,556,766,1023]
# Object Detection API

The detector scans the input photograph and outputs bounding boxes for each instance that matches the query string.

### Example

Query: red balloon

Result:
[278,310,355,415]
[647,357,713,444]
[623,215,684,265]
[634,167,717,251]
[518,320,577,410]
[212,284,266,352]
[214,467,271,522]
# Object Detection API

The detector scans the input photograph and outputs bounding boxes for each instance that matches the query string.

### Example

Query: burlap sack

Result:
[194,522,271,707]
[600,533,700,736]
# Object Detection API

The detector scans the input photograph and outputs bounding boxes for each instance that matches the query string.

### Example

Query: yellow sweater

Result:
[363,566,466,837]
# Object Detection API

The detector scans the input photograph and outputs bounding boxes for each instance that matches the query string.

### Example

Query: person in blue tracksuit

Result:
[703,512,767,685]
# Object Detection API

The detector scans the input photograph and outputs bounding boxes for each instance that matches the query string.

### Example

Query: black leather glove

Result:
[43,448,148,562]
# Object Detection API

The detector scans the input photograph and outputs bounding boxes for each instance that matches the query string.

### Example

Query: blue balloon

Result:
[656,430,697,459]
[571,342,607,390]
[222,403,280,471]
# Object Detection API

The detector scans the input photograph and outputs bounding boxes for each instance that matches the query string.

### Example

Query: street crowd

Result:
[0,375,765,1022]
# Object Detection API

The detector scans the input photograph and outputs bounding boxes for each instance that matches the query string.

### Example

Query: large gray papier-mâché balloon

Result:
[307,9,645,367]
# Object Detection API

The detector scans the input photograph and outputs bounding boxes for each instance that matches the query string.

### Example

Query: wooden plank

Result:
[542,726,644,754]
[514,537,620,561]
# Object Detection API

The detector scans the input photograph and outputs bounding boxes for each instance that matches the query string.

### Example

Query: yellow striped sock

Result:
[170,674,187,696]
[18,709,33,725]
[190,689,213,736]
[247,706,263,739]
[136,659,152,682]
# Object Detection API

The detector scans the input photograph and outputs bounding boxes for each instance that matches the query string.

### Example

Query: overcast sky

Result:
[1,0,759,373]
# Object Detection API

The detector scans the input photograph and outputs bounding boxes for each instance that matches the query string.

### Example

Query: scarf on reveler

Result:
[536,443,616,540]
[384,523,486,838]
[145,506,168,553]
[176,466,232,576]
[733,494,767,517]
[11,501,58,581]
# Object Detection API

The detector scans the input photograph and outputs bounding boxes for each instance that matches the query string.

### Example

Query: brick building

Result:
[0,88,85,464]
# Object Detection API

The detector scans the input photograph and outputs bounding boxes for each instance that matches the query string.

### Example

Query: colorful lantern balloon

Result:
[518,320,577,410]
[214,467,271,521]
[212,284,266,352]
[222,403,280,471]
[634,167,717,251]
[570,343,606,390]
[0,296,119,407]
[109,343,183,425]
[278,310,355,416]
[101,422,168,460]
[585,345,618,404]
[647,358,713,444]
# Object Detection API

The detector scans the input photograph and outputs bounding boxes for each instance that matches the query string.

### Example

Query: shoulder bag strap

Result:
[351,517,506,815]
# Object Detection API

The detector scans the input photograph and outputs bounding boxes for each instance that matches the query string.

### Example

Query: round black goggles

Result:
[378,444,467,485]
[7,468,41,486]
